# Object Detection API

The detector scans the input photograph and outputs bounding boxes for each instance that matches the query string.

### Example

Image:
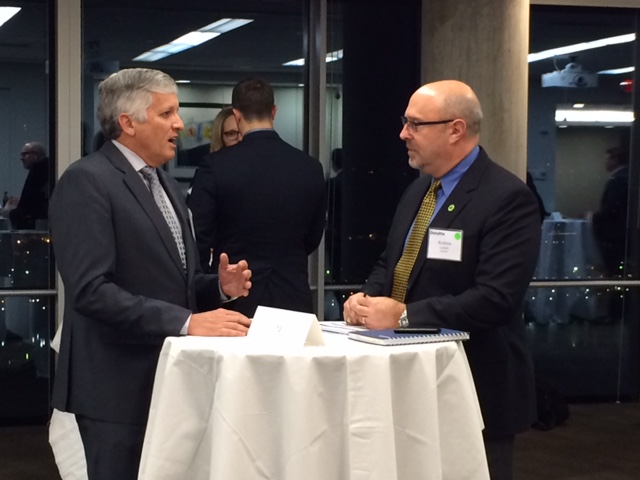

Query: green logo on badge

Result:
[448,204,455,212]
[454,232,462,240]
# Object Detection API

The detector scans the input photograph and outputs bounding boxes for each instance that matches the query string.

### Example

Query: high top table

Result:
[138,333,488,480]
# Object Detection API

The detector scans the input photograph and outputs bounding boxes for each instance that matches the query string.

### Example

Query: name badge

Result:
[427,228,463,261]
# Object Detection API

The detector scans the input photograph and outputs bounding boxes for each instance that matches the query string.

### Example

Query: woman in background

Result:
[210,106,242,152]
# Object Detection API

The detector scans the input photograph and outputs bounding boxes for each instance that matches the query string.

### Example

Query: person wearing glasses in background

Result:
[180,108,242,169]
[210,106,242,152]
[1,141,54,229]
[343,80,541,480]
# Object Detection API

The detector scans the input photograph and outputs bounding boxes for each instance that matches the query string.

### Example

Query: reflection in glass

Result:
[324,0,421,293]
[591,147,629,277]
[528,5,639,402]
[0,296,53,421]
[83,1,306,186]
[533,218,602,281]
[525,286,634,400]
[0,0,53,423]
[0,231,53,290]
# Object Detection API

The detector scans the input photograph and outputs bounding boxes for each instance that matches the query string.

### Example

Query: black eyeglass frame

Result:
[223,130,240,139]
[400,116,455,129]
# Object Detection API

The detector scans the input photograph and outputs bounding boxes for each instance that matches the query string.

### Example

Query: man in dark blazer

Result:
[2,141,54,229]
[592,146,629,277]
[49,68,252,480]
[343,80,541,480]
[188,77,326,318]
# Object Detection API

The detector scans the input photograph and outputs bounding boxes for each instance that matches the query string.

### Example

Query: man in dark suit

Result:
[188,77,326,318]
[592,146,629,277]
[343,80,541,480]
[49,68,252,480]
[1,141,53,229]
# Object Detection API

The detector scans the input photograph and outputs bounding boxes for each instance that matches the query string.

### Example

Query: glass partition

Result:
[82,0,306,189]
[0,1,54,423]
[0,295,54,421]
[527,5,639,401]
[324,0,421,319]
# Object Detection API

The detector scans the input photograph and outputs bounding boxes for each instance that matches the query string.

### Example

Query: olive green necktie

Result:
[391,180,441,302]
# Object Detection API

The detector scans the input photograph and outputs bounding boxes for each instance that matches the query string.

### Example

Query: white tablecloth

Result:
[529,219,606,323]
[533,219,602,280]
[138,334,488,480]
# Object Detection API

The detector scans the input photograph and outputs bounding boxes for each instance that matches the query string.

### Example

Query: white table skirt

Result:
[529,219,607,323]
[534,219,602,280]
[138,334,488,480]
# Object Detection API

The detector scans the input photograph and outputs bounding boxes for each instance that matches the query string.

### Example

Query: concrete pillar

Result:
[422,0,529,179]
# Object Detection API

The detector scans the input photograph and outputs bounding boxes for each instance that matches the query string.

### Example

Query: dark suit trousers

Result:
[485,435,515,480]
[76,415,147,480]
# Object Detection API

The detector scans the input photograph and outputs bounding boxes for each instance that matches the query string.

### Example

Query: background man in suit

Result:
[592,146,629,277]
[343,80,541,480]
[1,141,53,229]
[188,77,326,318]
[49,68,252,480]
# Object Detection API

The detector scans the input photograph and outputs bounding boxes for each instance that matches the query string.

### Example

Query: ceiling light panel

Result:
[133,18,252,62]
[283,49,344,67]
[0,6,20,28]
[528,33,635,63]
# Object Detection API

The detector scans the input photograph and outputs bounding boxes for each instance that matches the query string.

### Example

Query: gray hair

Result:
[441,93,483,136]
[97,68,177,140]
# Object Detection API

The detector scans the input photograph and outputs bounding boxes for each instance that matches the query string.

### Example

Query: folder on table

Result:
[348,328,469,346]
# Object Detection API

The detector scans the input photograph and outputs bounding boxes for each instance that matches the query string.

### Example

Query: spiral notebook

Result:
[347,328,469,346]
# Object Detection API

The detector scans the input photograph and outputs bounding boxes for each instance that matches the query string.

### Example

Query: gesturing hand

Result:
[218,252,252,298]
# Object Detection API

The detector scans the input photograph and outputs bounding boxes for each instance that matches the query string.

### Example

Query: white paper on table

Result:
[248,305,325,347]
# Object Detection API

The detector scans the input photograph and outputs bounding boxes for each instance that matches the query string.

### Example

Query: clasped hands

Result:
[189,252,252,337]
[343,292,405,330]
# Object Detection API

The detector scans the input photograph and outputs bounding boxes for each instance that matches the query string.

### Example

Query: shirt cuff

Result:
[219,281,238,303]
[180,314,191,335]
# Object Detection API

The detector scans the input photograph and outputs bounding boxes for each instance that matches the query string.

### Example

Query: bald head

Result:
[20,141,47,169]
[414,80,483,136]
[400,80,483,177]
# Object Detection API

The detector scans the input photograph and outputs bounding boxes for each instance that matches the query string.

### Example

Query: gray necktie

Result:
[140,166,187,271]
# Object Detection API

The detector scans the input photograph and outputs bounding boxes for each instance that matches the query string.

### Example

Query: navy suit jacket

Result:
[188,130,326,317]
[50,141,219,424]
[363,147,541,439]
[10,157,54,229]
[592,166,628,273]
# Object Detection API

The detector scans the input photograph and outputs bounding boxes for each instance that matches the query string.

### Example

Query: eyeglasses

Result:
[20,151,36,157]
[400,116,454,132]
[223,130,240,140]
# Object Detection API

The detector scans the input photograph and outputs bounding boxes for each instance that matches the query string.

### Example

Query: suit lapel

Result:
[405,150,490,290]
[429,156,486,230]
[100,142,187,279]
